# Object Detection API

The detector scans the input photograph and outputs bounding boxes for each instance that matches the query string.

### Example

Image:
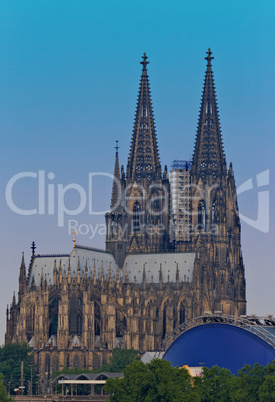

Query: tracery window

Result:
[179,302,185,324]
[133,202,141,231]
[198,201,206,230]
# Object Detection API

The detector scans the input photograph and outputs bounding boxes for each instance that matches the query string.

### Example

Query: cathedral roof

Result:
[123,252,195,283]
[28,245,117,286]
[27,244,196,286]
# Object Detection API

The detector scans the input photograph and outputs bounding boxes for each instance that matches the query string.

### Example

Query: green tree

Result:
[0,373,13,401]
[94,348,140,373]
[104,359,198,402]
[258,375,275,402]
[193,365,234,401]
[0,343,36,396]
[231,363,265,402]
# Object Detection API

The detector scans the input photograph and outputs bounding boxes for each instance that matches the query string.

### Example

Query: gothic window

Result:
[146,140,151,146]
[73,355,80,368]
[179,302,185,325]
[94,302,101,336]
[133,202,141,231]
[49,315,58,337]
[136,164,142,171]
[162,304,167,339]
[45,354,50,387]
[146,164,152,171]
[146,154,152,160]
[116,310,127,337]
[198,201,205,230]
[52,356,58,374]
[137,147,143,153]
[212,203,216,223]
[93,353,100,369]
[66,355,70,368]
[69,293,82,336]
[146,147,151,153]
[138,140,144,146]
[139,134,144,139]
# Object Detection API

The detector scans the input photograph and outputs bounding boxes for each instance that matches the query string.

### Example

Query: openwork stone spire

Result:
[110,140,121,209]
[127,53,161,182]
[192,48,226,182]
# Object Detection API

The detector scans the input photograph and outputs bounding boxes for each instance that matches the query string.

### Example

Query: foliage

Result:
[0,373,13,401]
[54,348,140,377]
[193,365,234,401]
[104,359,198,401]
[93,348,140,373]
[104,359,275,402]
[0,343,36,396]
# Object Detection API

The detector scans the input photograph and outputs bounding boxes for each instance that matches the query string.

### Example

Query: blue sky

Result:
[0,0,275,343]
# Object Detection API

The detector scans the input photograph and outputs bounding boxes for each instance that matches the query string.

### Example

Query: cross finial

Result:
[115,140,119,156]
[73,229,76,248]
[140,52,149,70]
[205,48,214,68]
[31,241,36,256]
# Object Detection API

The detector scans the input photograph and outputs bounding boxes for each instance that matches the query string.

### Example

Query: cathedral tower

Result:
[189,49,246,316]
[106,54,170,266]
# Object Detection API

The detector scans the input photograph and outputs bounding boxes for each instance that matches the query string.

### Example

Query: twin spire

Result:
[127,53,161,182]
[192,48,226,181]
[112,49,226,195]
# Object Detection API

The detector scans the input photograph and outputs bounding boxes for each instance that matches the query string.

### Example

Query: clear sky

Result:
[0,0,275,344]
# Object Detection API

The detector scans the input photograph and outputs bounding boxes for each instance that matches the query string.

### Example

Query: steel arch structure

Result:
[161,314,275,352]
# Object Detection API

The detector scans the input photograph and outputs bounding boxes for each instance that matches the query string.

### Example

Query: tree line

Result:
[0,343,274,401]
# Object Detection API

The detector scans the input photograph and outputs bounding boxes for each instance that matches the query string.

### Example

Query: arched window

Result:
[94,302,101,336]
[52,356,58,374]
[69,293,78,335]
[45,354,51,391]
[198,201,205,230]
[179,302,185,325]
[162,304,167,339]
[212,202,216,224]
[49,315,58,337]
[133,202,141,232]
[66,355,70,368]
[73,355,80,368]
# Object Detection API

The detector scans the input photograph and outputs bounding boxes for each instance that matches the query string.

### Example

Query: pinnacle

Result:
[191,49,226,182]
[140,52,149,71]
[127,53,161,182]
[205,48,214,69]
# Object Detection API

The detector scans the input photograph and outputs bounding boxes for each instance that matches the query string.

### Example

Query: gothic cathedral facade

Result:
[6,50,246,382]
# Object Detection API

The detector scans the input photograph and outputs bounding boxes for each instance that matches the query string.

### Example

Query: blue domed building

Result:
[163,314,275,374]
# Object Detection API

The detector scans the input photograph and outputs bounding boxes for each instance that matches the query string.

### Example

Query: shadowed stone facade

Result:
[6,50,246,384]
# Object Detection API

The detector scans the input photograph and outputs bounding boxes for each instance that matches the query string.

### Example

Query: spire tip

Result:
[140,52,149,70]
[205,48,214,67]
[115,140,119,156]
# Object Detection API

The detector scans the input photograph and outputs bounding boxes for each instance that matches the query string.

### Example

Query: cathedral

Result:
[5,49,246,384]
